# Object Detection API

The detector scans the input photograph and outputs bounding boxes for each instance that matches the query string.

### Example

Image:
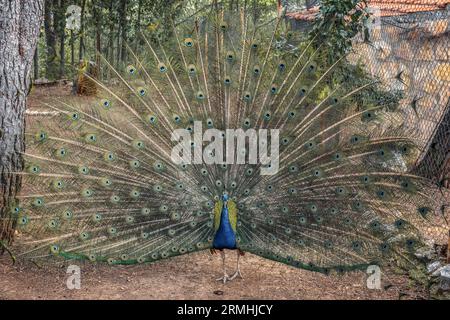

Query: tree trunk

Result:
[0,0,44,245]
[135,0,142,51]
[58,0,66,79]
[93,2,102,78]
[44,0,57,79]
[78,0,85,61]
[118,0,128,63]
[33,46,39,80]
[70,30,74,66]
[107,0,114,79]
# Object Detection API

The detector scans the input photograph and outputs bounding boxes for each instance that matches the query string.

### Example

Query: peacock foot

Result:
[216,273,231,284]
[230,269,243,280]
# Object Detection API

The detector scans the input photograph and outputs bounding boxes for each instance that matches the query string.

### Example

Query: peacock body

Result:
[13,0,449,281]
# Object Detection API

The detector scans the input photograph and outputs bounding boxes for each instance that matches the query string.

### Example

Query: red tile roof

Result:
[370,0,450,16]
[286,0,450,20]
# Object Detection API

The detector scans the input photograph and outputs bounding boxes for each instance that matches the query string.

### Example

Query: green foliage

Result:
[311,0,370,56]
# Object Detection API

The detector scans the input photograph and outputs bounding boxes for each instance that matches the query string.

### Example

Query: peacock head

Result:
[222,193,229,201]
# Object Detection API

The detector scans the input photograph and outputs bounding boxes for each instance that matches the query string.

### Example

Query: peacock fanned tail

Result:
[15,0,449,273]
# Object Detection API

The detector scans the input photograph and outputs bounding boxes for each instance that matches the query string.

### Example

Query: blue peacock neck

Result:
[219,201,230,230]
[213,195,236,249]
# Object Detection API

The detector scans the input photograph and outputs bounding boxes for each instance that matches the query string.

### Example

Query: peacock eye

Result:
[79,166,89,174]
[158,63,167,73]
[224,77,231,85]
[54,149,65,159]
[104,152,115,161]
[252,43,258,49]
[270,85,278,94]
[126,65,136,74]
[226,51,234,62]
[50,244,60,254]
[19,216,29,225]
[278,63,286,71]
[196,91,205,100]
[184,38,194,47]
[138,88,146,96]
[187,64,196,75]
[220,22,228,30]
[37,131,48,141]
[147,115,157,124]
[132,140,145,150]
[48,219,58,229]
[71,113,79,120]
[101,99,111,109]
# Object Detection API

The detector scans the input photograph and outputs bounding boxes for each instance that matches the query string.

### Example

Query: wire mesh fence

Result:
[286,1,450,185]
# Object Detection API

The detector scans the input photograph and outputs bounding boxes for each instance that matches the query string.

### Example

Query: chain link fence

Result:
[287,2,450,186]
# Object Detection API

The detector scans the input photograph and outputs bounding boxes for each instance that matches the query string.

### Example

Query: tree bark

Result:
[0,0,44,244]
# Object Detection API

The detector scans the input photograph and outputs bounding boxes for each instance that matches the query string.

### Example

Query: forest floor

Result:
[0,85,429,300]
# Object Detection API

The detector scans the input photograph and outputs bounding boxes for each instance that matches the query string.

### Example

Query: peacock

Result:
[11,0,449,284]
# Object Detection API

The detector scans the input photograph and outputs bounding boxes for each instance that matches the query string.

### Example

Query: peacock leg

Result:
[216,250,230,284]
[230,250,243,280]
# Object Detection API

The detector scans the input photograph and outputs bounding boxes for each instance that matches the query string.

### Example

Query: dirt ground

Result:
[0,250,427,300]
